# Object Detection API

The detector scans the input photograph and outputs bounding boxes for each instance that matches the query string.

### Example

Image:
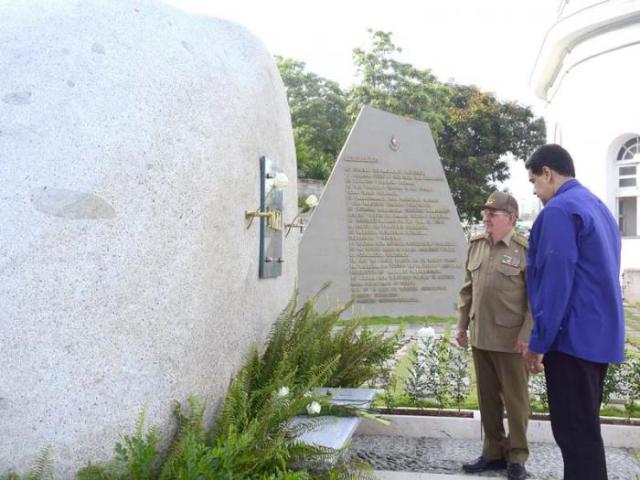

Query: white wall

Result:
[535,14,640,272]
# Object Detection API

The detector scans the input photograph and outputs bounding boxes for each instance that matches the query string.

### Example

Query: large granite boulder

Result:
[0,0,296,475]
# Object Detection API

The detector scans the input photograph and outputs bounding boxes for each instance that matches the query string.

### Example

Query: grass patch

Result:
[628,337,640,349]
[338,315,457,327]
[393,344,415,389]
[599,405,640,418]
[625,311,640,324]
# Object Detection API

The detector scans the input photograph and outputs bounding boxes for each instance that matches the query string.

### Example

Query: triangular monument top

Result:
[299,106,467,318]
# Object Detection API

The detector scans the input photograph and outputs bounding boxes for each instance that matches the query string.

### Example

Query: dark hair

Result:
[525,144,576,177]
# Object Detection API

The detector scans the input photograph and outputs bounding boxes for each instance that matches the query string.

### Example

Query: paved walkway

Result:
[353,435,640,480]
[375,472,483,479]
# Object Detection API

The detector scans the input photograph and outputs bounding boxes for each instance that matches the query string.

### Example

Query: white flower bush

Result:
[403,332,473,410]
[404,350,428,405]
[402,336,639,417]
[277,386,290,398]
[618,355,640,419]
[528,371,548,412]
[447,344,471,411]
[602,361,624,407]
[416,326,436,339]
[422,335,451,408]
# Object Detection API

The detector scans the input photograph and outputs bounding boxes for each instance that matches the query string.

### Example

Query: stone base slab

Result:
[356,413,640,449]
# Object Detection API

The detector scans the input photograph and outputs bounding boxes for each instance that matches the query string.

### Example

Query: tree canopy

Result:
[276,56,349,180]
[277,30,545,222]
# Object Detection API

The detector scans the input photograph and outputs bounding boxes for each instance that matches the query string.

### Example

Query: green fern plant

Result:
[75,287,397,479]
[0,447,53,480]
[208,287,395,478]
[157,397,206,480]
[261,285,402,389]
[114,409,160,479]
[77,410,160,480]
[29,448,53,480]
[212,352,340,475]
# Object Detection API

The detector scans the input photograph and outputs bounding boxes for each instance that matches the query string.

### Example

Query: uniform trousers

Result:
[472,347,529,464]
[544,351,609,480]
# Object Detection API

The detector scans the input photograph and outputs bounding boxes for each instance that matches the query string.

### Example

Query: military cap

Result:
[483,191,519,217]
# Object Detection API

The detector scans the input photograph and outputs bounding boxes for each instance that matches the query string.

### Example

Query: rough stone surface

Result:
[350,435,640,479]
[0,0,296,475]
[299,106,466,318]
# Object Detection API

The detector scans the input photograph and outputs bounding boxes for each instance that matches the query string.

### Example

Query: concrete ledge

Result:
[357,413,640,449]
[295,388,379,449]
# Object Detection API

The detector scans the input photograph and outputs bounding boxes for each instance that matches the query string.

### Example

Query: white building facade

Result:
[531,0,640,301]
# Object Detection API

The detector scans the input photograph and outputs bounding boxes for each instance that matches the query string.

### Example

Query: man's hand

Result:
[455,328,469,348]
[515,340,528,354]
[523,348,544,374]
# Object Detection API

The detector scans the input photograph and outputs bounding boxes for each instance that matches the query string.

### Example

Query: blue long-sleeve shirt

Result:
[527,179,625,364]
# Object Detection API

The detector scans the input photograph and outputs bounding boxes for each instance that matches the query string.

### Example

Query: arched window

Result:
[616,136,640,237]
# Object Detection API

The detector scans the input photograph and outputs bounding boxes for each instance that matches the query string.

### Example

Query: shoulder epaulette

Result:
[512,234,529,248]
[469,233,486,242]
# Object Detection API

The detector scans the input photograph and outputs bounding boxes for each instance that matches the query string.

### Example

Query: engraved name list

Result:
[345,163,458,304]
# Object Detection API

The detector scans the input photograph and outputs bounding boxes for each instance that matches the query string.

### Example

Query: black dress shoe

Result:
[462,455,508,473]
[507,463,527,480]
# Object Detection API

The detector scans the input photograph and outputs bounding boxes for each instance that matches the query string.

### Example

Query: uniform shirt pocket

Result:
[496,264,521,289]
[494,264,526,327]
[468,258,482,281]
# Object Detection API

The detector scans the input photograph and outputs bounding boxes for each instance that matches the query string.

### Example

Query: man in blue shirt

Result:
[523,144,625,480]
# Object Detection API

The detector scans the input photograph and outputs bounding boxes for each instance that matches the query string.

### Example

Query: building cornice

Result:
[531,0,640,100]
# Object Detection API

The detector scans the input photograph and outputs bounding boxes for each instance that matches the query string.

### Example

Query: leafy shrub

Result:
[619,355,640,420]
[602,361,623,408]
[261,286,402,389]
[404,346,428,406]
[77,410,160,480]
[74,288,392,479]
[403,334,471,410]
[447,344,471,411]
[528,372,548,412]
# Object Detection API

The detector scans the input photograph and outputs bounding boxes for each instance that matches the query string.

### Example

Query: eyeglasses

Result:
[481,209,509,219]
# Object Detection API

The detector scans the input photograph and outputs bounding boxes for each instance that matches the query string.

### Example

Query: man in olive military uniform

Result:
[456,191,531,480]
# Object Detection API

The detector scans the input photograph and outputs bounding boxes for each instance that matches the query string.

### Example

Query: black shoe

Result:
[462,456,507,473]
[507,463,527,480]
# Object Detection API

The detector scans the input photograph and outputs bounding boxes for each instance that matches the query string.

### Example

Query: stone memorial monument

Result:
[299,106,466,317]
[0,0,297,475]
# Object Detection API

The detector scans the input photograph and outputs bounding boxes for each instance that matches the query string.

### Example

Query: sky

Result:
[164,0,562,215]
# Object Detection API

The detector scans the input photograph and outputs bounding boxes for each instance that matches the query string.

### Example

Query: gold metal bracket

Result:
[284,219,305,237]
[245,208,283,231]
[245,210,274,219]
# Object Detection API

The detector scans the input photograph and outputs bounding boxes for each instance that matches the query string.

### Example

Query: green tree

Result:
[277,31,545,220]
[440,84,546,221]
[349,30,546,222]
[349,30,449,138]
[276,57,349,179]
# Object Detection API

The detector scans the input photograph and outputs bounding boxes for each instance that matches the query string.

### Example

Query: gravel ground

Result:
[349,435,640,479]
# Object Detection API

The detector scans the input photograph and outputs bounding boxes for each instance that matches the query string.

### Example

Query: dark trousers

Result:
[544,351,609,480]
